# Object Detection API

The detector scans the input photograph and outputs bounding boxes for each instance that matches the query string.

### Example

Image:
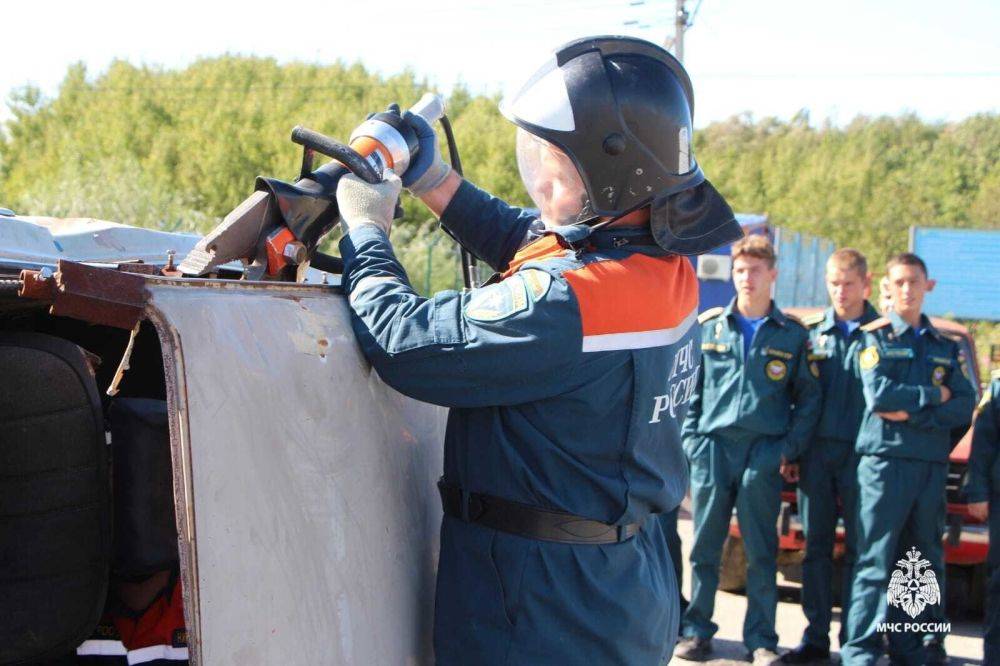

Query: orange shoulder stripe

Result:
[563,254,699,337]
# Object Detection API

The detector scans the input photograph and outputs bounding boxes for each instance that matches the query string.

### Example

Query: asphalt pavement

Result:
[673,500,985,664]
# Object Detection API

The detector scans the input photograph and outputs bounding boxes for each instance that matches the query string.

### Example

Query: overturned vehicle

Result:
[0,208,446,664]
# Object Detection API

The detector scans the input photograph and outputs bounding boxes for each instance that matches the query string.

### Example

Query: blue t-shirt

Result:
[734,313,766,359]
[834,317,862,339]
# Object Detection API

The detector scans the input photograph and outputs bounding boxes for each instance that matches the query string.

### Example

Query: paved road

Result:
[673,502,985,664]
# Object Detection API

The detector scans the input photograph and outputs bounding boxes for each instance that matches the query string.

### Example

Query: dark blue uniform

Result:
[842,312,976,665]
[339,180,701,664]
[680,300,821,652]
[966,372,1000,664]
[798,304,879,651]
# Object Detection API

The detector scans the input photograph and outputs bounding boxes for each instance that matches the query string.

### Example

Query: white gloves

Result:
[336,170,402,236]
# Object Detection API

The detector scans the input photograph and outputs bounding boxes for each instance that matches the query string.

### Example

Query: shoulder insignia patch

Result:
[518,269,552,302]
[698,307,725,324]
[860,345,880,370]
[957,348,970,379]
[861,317,891,332]
[802,311,826,327]
[464,277,529,322]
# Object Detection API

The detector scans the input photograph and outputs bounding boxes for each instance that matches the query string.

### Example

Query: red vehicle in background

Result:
[718,309,989,616]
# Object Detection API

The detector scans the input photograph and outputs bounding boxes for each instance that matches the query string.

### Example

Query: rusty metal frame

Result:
[17,259,341,331]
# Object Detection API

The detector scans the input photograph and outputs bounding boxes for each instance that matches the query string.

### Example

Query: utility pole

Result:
[673,0,689,63]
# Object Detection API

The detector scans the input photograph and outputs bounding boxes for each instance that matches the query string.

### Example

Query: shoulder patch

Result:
[464,277,529,322]
[698,307,725,324]
[518,268,552,302]
[860,345,880,370]
[782,311,806,328]
[977,385,993,415]
[802,312,826,327]
[861,317,891,332]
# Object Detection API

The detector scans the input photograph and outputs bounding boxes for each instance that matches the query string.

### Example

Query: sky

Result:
[1,0,998,128]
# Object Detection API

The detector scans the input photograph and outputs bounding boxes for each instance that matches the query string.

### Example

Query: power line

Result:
[688,0,704,26]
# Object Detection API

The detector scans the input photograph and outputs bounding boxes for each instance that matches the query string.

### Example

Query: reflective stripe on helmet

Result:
[500,56,575,132]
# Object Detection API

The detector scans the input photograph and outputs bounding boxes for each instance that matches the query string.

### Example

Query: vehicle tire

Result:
[945,563,986,619]
[719,535,748,593]
[965,563,987,618]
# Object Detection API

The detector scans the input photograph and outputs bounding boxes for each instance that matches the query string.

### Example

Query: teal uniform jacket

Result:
[966,373,1000,662]
[966,375,1000,505]
[679,299,821,652]
[843,310,976,664]
[856,311,976,462]
[806,303,881,447]
[339,180,701,665]
[682,299,822,459]
[796,303,878,651]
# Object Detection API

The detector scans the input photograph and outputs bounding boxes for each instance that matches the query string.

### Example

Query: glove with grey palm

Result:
[336,170,402,236]
[401,111,452,196]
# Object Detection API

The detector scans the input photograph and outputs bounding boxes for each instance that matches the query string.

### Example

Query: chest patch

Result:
[764,346,794,360]
[931,365,948,386]
[882,346,915,360]
[464,278,528,322]
[765,358,788,381]
[860,346,880,370]
[702,342,730,353]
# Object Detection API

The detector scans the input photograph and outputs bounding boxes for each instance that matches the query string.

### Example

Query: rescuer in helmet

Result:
[334,36,740,664]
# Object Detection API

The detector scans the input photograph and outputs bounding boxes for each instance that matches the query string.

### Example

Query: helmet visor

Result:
[499,55,575,132]
[516,128,589,228]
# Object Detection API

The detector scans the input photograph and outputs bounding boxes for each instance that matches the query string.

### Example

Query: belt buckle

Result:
[460,490,486,522]
[460,489,471,522]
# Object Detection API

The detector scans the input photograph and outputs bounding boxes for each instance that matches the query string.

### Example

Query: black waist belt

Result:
[437,481,644,545]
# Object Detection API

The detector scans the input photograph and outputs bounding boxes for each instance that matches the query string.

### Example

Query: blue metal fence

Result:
[910,227,1000,321]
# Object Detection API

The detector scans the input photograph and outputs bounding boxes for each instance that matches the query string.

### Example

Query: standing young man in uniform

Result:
[783,249,879,663]
[966,370,1000,663]
[675,235,821,665]
[334,36,741,665]
[842,253,975,665]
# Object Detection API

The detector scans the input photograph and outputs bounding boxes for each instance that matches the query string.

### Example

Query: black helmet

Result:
[500,35,740,254]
